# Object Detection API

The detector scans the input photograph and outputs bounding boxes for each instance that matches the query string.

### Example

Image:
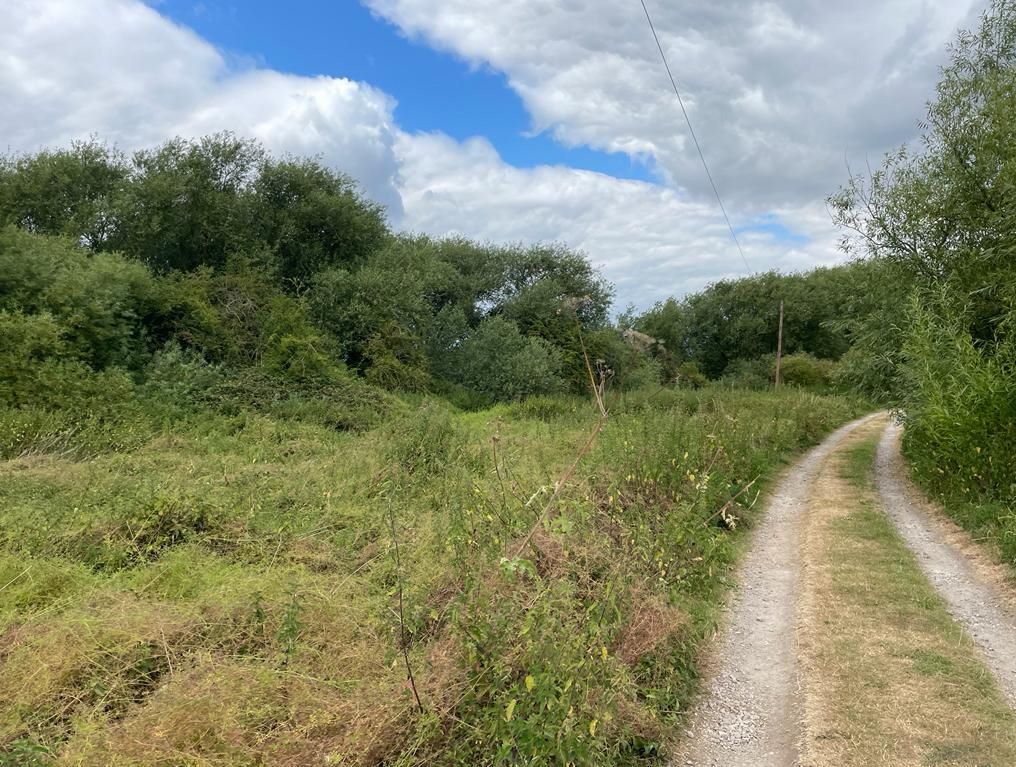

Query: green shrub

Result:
[778,353,837,389]
[675,361,707,388]
[451,317,566,402]
[900,290,1016,510]
[0,226,160,370]
[430,380,494,412]
[720,355,773,390]
[363,330,432,393]
[385,400,476,477]
[504,394,588,422]
[196,367,398,432]
[139,343,223,419]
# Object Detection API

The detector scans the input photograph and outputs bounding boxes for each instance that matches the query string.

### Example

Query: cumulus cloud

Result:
[366,0,982,207]
[395,132,842,306]
[0,0,403,212]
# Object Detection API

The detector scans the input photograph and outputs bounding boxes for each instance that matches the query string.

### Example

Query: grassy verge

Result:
[0,387,867,766]
[800,424,1016,767]
[905,470,1016,576]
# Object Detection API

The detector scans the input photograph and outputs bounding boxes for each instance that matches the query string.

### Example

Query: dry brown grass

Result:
[613,589,687,668]
[798,419,1016,767]
[57,646,422,766]
[527,526,568,579]
[1,595,201,737]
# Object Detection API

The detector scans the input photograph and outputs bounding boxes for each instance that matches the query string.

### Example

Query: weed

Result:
[276,588,303,663]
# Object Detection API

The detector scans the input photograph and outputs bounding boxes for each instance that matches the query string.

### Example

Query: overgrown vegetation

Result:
[0,386,866,764]
[828,0,1016,567]
[5,2,1016,760]
[0,133,636,415]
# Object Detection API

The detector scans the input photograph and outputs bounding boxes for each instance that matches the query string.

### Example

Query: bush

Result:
[832,342,901,403]
[675,361,707,388]
[720,355,774,390]
[451,317,566,402]
[0,310,138,415]
[900,290,1016,509]
[0,226,161,370]
[196,367,399,432]
[139,344,224,420]
[384,400,476,477]
[778,353,837,389]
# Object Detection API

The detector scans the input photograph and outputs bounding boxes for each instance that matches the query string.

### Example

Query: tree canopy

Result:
[0,134,635,408]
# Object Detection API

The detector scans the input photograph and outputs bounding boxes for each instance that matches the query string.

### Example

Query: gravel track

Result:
[674,414,879,767]
[875,422,1016,709]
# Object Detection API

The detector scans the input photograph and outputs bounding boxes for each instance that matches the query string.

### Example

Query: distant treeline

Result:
[0,134,880,422]
[622,262,889,389]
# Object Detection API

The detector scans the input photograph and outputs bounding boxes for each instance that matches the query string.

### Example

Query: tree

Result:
[113,134,264,272]
[251,157,388,285]
[0,226,160,370]
[449,317,565,402]
[830,0,1016,348]
[830,0,1016,501]
[631,268,855,380]
[0,140,128,248]
[488,243,613,334]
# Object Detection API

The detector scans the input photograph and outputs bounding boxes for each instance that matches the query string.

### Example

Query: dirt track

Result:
[675,416,1016,766]
[674,414,878,766]
[875,422,1016,707]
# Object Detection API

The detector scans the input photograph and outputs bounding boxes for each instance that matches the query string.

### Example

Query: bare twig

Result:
[387,501,424,713]
[702,475,760,528]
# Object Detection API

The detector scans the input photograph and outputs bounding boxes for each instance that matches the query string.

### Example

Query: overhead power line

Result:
[638,0,751,273]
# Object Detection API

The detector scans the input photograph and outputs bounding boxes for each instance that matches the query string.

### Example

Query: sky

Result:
[0,0,985,310]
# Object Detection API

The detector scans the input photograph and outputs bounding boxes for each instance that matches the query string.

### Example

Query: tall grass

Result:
[0,386,867,765]
[900,290,1016,567]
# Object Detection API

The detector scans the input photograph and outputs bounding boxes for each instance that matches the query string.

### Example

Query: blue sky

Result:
[154,0,656,182]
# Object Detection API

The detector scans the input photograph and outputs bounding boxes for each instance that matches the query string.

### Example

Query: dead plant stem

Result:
[387,501,424,713]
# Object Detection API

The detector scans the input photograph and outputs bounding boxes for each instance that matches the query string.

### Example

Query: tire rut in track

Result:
[674,414,879,767]
[875,422,1016,708]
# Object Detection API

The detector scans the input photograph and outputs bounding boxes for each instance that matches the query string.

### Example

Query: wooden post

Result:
[775,299,784,389]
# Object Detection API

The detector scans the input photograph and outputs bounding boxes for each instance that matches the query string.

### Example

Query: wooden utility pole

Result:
[775,299,784,389]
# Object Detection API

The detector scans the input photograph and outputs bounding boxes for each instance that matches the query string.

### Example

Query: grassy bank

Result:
[1,387,866,766]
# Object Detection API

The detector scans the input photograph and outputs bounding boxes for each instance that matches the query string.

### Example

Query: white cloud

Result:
[395,132,842,307]
[366,0,981,206]
[171,71,403,212]
[0,0,402,212]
